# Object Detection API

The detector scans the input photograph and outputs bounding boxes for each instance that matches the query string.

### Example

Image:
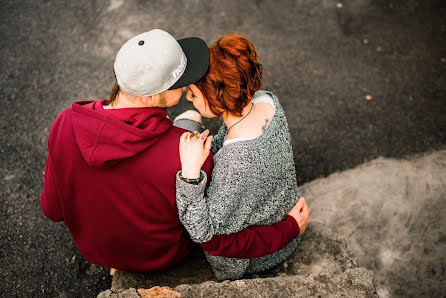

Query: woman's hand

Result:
[288,197,310,235]
[179,129,213,179]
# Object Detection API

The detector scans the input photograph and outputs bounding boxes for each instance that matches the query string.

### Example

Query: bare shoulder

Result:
[227,101,275,140]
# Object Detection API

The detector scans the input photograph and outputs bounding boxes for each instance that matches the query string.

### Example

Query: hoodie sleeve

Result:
[200,215,300,258]
[41,153,64,222]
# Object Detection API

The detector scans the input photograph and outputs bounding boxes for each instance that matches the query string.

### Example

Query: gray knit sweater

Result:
[176,90,301,280]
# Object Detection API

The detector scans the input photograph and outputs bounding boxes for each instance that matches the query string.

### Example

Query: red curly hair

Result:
[196,33,263,117]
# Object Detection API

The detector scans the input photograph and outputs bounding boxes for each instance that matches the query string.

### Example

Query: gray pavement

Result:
[303,149,446,297]
[1,0,445,297]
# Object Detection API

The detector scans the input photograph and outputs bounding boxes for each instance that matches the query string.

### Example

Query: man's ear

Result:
[141,95,154,105]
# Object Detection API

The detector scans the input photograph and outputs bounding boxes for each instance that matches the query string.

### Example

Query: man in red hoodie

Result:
[41,29,308,274]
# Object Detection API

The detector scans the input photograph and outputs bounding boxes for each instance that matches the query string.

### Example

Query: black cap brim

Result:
[169,37,209,90]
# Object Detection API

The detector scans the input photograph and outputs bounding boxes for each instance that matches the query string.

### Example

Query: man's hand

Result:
[179,129,212,179]
[288,197,310,235]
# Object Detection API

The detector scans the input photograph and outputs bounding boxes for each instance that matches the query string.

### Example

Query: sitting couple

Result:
[41,29,309,281]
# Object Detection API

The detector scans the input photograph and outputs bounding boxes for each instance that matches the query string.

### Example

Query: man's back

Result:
[41,99,212,271]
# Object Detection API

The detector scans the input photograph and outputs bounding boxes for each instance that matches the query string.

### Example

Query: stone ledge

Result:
[175,267,376,298]
[110,222,357,290]
[98,222,377,297]
[98,268,376,298]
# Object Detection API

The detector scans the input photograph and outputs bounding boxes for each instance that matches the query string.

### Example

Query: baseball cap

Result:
[114,29,209,97]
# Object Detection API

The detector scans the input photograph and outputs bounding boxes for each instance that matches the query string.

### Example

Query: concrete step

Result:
[98,222,377,297]
[98,267,375,298]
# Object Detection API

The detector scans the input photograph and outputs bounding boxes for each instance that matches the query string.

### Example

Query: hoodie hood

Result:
[71,99,173,168]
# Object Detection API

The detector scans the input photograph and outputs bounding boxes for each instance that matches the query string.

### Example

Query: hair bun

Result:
[216,33,256,58]
[196,33,263,117]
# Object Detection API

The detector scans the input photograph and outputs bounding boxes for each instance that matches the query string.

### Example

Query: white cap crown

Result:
[114,29,187,97]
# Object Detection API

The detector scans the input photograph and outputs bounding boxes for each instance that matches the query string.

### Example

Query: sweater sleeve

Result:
[176,151,263,243]
[41,153,64,222]
[200,215,300,258]
[176,171,217,243]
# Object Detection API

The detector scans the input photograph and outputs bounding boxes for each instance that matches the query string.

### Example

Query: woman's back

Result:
[208,90,300,234]
[176,91,302,280]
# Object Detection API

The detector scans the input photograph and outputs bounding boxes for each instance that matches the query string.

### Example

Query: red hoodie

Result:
[41,99,299,272]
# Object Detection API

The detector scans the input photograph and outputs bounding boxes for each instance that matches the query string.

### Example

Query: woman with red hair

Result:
[175,33,309,280]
